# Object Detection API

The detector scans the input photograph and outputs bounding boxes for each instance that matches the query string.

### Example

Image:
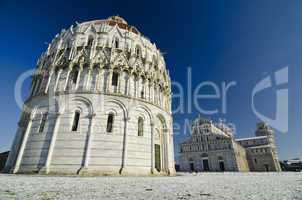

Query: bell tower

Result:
[255,122,281,171]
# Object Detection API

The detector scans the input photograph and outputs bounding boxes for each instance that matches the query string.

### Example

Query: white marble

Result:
[4,16,175,176]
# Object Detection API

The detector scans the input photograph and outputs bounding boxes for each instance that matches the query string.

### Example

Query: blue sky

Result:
[0,0,301,160]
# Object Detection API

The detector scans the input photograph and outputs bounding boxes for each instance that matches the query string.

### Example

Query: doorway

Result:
[190,163,195,172]
[203,159,209,171]
[219,161,225,171]
[264,164,269,172]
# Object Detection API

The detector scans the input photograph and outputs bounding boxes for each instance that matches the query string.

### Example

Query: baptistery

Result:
[4,16,175,175]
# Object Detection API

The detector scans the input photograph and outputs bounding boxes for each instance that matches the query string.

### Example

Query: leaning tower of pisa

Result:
[4,16,175,175]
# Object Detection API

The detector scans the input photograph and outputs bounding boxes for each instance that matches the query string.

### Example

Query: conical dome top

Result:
[107,15,128,25]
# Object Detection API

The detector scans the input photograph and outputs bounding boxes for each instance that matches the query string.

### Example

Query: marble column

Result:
[29,77,37,97]
[13,115,34,174]
[168,126,175,174]
[163,128,169,173]
[96,68,103,92]
[75,65,83,91]
[39,113,61,174]
[124,74,129,96]
[117,71,122,93]
[136,77,140,98]
[106,69,113,93]
[141,80,145,99]
[150,122,155,174]
[127,74,132,96]
[63,69,71,91]
[159,90,162,107]
[36,75,44,94]
[90,68,97,92]
[120,117,130,175]
[32,76,40,96]
[45,71,54,94]
[54,69,63,92]
[85,65,94,91]
[79,113,96,174]
[148,82,151,101]
[150,83,154,103]
[33,76,42,96]
[156,86,158,104]
[134,77,138,98]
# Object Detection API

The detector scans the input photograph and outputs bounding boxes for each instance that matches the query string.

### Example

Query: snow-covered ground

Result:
[0,172,301,200]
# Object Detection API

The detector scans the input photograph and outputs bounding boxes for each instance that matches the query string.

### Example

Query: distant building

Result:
[235,123,281,172]
[178,116,281,172]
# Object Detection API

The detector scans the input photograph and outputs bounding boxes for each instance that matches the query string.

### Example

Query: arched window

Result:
[72,111,80,131]
[106,114,114,133]
[112,72,119,86]
[138,117,144,136]
[135,46,141,57]
[114,38,119,49]
[38,113,48,133]
[140,80,145,98]
[73,70,79,84]
[87,36,93,46]
[140,90,144,98]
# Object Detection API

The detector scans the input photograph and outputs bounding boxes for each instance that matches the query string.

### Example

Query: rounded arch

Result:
[104,99,128,120]
[128,104,154,124]
[105,108,118,116]
[137,115,145,120]
[73,106,84,114]
[154,128,161,141]
[68,96,94,116]
[156,113,167,130]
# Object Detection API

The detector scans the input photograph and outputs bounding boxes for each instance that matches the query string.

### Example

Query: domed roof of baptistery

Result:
[36,16,171,94]
[41,15,167,65]
[81,16,128,25]
[107,15,128,24]
[78,15,141,35]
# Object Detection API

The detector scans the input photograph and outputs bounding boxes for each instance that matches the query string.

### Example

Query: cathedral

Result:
[3,16,175,175]
[179,117,281,172]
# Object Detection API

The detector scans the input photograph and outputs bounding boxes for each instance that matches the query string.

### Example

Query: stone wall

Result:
[233,142,249,172]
